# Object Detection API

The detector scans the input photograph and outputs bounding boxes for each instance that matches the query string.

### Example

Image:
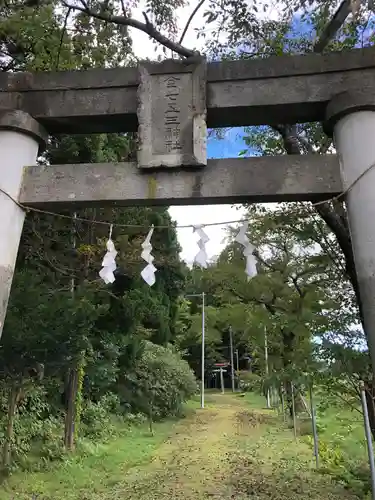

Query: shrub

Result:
[0,385,64,472]
[81,393,121,439]
[124,412,147,425]
[39,427,65,463]
[306,436,371,496]
[119,341,197,419]
[238,372,262,393]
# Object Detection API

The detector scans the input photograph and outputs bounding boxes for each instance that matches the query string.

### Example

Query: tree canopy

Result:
[1,0,375,471]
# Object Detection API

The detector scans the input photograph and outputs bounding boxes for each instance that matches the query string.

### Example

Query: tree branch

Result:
[314,202,364,324]
[179,0,206,45]
[290,275,305,298]
[303,203,346,275]
[273,124,301,155]
[56,6,71,70]
[61,1,199,58]
[318,137,332,154]
[313,0,353,53]
[272,123,363,325]
[253,249,277,271]
[297,133,315,154]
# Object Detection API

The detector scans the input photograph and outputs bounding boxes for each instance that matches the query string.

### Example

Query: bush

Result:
[39,427,65,463]
[123,412,147,425]
[0,385,64,472]
[81,393,121,439]
[238,372,262,393]
[119,341,197,419]
[306,436,371,496]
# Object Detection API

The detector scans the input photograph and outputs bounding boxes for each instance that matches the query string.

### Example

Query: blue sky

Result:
[208,129,248,158]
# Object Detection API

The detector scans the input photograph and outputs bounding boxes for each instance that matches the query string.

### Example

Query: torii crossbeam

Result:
[1,47,375,373]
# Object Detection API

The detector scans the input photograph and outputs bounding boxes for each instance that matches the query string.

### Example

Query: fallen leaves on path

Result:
[98,394,362,500]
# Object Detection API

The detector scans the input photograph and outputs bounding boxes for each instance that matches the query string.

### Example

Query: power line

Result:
[0,186,247,230]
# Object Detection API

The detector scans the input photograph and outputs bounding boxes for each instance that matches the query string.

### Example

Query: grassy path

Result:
[0,393,364,499]
[104,398,238,499]
[103,393,361,500]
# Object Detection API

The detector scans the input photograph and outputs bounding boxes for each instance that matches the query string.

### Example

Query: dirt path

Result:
[102,394,361,500]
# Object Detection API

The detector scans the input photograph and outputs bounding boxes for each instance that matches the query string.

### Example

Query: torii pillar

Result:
[0,110,47,337]
[325,90,375,370]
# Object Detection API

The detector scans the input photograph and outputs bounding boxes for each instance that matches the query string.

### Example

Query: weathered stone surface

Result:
[0,48,374,134]
[19,154,342,208]
[2,47,373,91]
[324,89,375,136]
[137,58,206,169]
[0,109,47,149]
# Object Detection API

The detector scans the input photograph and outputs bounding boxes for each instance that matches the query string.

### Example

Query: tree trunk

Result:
[2,385,20,468]
[284,381,294,419]
[64,368,78,451]
[277,125,375,437]
[281,328,296,418]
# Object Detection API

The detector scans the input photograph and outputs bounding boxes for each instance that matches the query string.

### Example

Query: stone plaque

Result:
[137,57,207,169]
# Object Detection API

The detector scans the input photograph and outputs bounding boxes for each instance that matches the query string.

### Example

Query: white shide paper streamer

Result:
[234,221,258,280]
[193,225,209,268]
[99,224,117,284]
[141,226,157,286]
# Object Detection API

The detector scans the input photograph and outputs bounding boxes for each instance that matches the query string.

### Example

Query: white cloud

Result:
[169,204,245,264]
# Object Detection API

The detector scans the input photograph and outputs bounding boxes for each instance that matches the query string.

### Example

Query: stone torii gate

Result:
[1,48,375,369]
